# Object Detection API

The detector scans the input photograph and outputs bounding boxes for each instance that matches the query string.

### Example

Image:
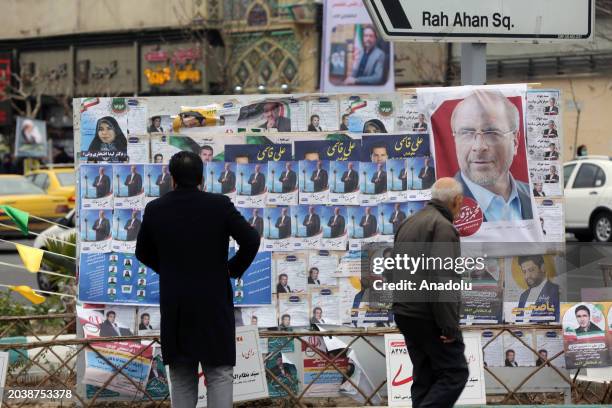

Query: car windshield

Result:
[57,172,75,186]
[0,177,46,195]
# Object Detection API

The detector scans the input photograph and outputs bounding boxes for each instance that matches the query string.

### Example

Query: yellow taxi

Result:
[0,175,70,234]
[25,166,76,208]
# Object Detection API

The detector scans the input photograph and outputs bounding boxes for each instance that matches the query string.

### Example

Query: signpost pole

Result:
[461,43,487,85]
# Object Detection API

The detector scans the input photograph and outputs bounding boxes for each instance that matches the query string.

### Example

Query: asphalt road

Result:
[0,238,38,303]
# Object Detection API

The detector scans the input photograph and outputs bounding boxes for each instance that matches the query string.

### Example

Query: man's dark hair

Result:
[106,311,116,318]
[141,313,150,320]
[151,115,161,122]
[281,314,290,320]
[370,142,388,154]
[538,349,547,354]
[169,151,203,188]
[154,153,163,161]
[362,25,378,39]
[342,113,350,120]
[517,255,545,268]
[310,114,319,122]
[505,349,515,355]
[309,267,319,276]
[313,307,322,313]
[575,305,590,317]
[200,145,213,154]
[279,273,288,279]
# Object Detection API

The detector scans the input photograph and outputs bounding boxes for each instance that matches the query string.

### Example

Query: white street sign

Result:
[364,0,594,43]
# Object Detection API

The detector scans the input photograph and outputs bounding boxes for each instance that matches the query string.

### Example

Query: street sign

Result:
[364,0,594,43]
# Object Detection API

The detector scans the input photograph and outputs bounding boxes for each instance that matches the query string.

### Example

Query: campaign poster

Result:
[236,207,264,248]
[113,164,145,209]
[396,94,424,132]
[308,250,341,286]
[347,205,379,250]
[481,330,504,367]
[229,249,272,306]
[278,293,310,327]
[294,205,324,250]
[536,198,564,242]
[144,164,173,203]
[151,133,240,164]
[235,162,268,208]
[197,326,268,407]
[320,206,348,250]
[263,206,295,252]
[405,156,435,200]
[294,138,361,163]
[384,332,486,406]
[267,161,298,206]
[80,164,113,209]
[321,0,394,93]
[78,253,160,305]
[84,341,152,398]
[147,114,172,134]
[460,258,504,325]
[335,251,364,278]
[15,116,48,158]
[504,255,560,323]
[350,275,390,326]
[308,97,340,131]
[535,330,565,368]
[302,336,349,397]
[530,161,562,197]
[239,306,278,328]
[562,303,609,368]
[77,304,137,338]
[80,209,113,253]
[526,90,562,166]
[235,99,307,132]
[418,85,544,243]
[111,208,142,253]
[273,252,308,294]
[310,286,341,325]
[330,160,360,205]
[340,97,395,133]
[502,330,535,367]
[79,97,147,162]
[386,158,407,202]
[360,161,387,204]
[265,352,300,398]
[299,160,330,204]
[136,307,160,336]
[207,161,237,200]
[338,277,361,324]
[145,347,169,399]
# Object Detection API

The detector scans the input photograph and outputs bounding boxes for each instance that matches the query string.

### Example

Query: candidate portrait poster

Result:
[80,164,113,209]
[15,116,47,158]
[418,85,544,244]
[562,303,610,368]
[321,0,394,93]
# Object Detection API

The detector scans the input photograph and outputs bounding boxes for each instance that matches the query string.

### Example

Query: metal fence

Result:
[0,314,610,406]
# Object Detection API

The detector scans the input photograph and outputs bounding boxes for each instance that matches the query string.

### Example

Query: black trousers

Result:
[395,314,469,408]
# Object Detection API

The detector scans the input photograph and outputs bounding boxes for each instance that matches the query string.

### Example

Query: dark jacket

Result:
[279,169,297,193]
[360,213,377,238]
[156,173,172,196]
[248,215,264,237]
[125,173,143,196]
[275,215,291,239]
[94,174,111,198]
[93,218,110,241]
[392,199,462,339]
[218,169,236,194]
[418,166,435,189]
[389,210,406,234]
[135,188,260,366]
[303,213,321,237]
[311,169,328,192]
[124,218,141,241]
[328,214,345,238]
[371,169,387,194]
[517,280,560,321]
[341,169,358,193]
[248,172,266,195]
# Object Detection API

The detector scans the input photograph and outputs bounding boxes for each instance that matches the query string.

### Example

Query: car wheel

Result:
[592,212,612,242]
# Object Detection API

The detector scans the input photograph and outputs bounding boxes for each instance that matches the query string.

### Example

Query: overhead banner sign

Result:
[364,0,593,43]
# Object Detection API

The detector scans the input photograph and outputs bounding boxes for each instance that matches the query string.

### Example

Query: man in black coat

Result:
[124,210,141,241]
[389,203,406,234]
[303,206,321,237]
[360,206,377,238]
[418,156,436,189]
[371,163,387,194]
[248,208,264,237]
[392,178,469,408]
[136,151,260,408]
[275,207,291,239]
[311,161,328,192]
[341,162,358,193]
[327,207,345,238]
[248,164,266,195]
[92,210,110,241]
[93,166,111,198]
[279,162,297,193]
[218,163,236,194]
[156,165,172,196]
[124,165,143,196]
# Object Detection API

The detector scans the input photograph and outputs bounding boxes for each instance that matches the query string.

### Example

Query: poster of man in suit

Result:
[80,164,113,209]
[114,164,145,209]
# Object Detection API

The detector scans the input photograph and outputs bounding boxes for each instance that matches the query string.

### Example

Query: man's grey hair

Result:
[451,90,519,133]
[431,180,463,204]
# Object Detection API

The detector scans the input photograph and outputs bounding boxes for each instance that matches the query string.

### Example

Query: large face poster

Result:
[562,303,610,368]
[419,85,543,243]
[15,116,47,158]
[321,0,394,93]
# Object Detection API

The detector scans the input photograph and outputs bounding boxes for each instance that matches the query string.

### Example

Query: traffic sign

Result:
[364,0,594,43]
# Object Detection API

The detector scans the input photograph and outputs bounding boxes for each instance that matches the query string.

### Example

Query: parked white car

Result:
[33,209,75,291]
[564,156,612,242]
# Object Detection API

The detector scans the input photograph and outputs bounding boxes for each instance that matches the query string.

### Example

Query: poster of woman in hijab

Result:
[15,117,47,158]
[79,97,147,162]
